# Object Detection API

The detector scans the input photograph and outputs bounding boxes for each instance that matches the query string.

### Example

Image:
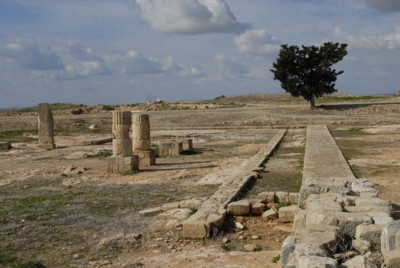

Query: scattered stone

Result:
[222,238,229,243]
[88,124,98,130]
[251,235,259,240]
[150,208,192,231]
[352,239,371,255]
[227,200,250,216]
[257,192,275,203]
[243,244,258,251]
[278,205,297,223]
[139,207,162,217]
[275,191,290,203]
[235,222,245,230]
[342,255,378,268]
[289,192,299,204]
[250,201,266,215]
[96,233,141,251]
[262,209,278,221]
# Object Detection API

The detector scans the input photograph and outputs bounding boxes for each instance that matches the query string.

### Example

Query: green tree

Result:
[271,42,348,109]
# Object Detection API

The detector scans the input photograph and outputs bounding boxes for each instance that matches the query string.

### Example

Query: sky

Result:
[0,0,400,107]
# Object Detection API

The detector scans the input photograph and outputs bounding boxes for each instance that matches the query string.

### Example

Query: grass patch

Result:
[271,255,280,263]
[0,129,38,143]
[275,202,292,211]
[96,149,113,158]
[220,244,236,252]
[122,170,138,176]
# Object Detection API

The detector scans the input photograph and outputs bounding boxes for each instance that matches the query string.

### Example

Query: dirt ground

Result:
[1,95,400,267]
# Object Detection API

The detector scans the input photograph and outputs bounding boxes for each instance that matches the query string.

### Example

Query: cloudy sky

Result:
[1,0,399,107]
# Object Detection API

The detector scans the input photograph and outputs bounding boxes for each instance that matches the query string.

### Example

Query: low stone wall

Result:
[281,125,400,268]
[182,129,287,238]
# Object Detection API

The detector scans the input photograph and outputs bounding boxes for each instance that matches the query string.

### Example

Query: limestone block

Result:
[352,179,378,197]
[306,193,344,212]
[262,209,277,221]
[182,220,210,238]
[158,142,172,157]
[381,220,400,268]
[257,192,275,203]
[355,223,384,243]
[106,156,139,174]
[345,205,392,214]
[300,231,338,254]
[335,212,373,237]
[169,141,183,155]
[306,224,340,235]
[179,199,203,210]
[250,201,266,215]
[149,208,192,231]
[352,239,371,255]
[299,177,351,208]
[293,208,307,234]
[297,256,338,268]
[367,212,393,225]
[275,191,289,203]
[207,211,226,228]
[227,200,250,216]
[139,207,162,216]
[306,208,338,227]
[183,138,193,150]
[162,202,180,211]
[133,150,156,167]
[354,197,390,207]
[342,255,378,268]
[289,192,299,204]
[0,142,12,150]
[38,102,55,149]
[112,138,133,156]
[132,139,151,151]
[281,236,298,267]
[278,205,297,223]
[288,243,329,266]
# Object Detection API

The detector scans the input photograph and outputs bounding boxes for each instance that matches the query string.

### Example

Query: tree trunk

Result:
[310,94,316,110]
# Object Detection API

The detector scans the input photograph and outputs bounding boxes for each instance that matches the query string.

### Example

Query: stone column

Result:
[38,103,55,149]
[131,113,155,167]
[112,111,132,157]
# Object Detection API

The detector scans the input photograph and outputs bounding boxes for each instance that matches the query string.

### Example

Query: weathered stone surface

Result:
[289,192,299,204]
[352,179,378,197]
[183,138,193,150]
[306,193,344,212]
[297,256,338,268]
[243,244,258,251]
[293,208,307,234]
[306,224,340,235]
[112,111,131,139]
[335,212,373,237]
[261,209,277,221]
[354,197,389,207]
[367,212,393,225]
[278,205,297,223]
[159,142,172,157]
[342,255,378,268]
[257,192,275,203]
[352,239,371,255]
[139,207,162,216]
[300,231,338,254]
[162,202,180,211]
[106,156,139,174]
[182,220,210,238]
[381,220,400,268]
[306,208,338,227]
[38,102,55,149]
[281,236,298,267]
[179,199,203,209]
[355,223,384,243]
[150,208,192,231]
[0,142,12,150]
[227,200,250,216]
[288,243,329,266]
[345,205,392,214]
[112,138,133,157]
[275,191,289,203]
[96,233,140,251]
[131,113,151,150]
[250,201,266,215]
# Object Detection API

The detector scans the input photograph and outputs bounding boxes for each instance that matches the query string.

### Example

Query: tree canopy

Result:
[271,42,348,109]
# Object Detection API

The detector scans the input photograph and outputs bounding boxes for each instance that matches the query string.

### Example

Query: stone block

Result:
[345,205,392,214]
[250,201,266,215]
[139,207,162,216]
[352,239,371,255]
[355,223,384,243]
[227,200,250,216]
[299,231,338,254]
[112,138,133,156]
[306,208,338,227]
[367,212,393,225]
[354,197,390,207]
[183,138,193,150]
[289,192,299,204]
[275,191,290,203]
[306,224,340,235]
[278,205,297,223]
[162,202,180,211]
[0,142,12,150]
[133,150,156,167]
[170,141,183,155]
[381,220,400,268]
[281,236,298,267]
[179,199,203,210]
[293,208,307,235]
[182,220,210,238]
[342,255,378,268]
[150,208,192,231]
[262,209,277,221]
[297,256,338,268]
[159,142,172,157]
[288,243,329,266]
[335,212,373,237]
[306,193,344,212]
[352,179,378,197]
[257,191,275,203]
[38,102,55,149]
[106,156,139,174]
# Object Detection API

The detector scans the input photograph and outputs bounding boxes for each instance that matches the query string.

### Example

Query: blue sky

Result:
[0,0,399,107]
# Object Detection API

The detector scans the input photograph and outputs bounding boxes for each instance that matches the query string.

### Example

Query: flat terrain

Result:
[0,94,400,267]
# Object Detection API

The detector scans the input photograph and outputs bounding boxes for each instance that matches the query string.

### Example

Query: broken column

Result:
[112,111,132,157]
[38,103,55,149]
[107,111,138,174]
[132,113,155,167]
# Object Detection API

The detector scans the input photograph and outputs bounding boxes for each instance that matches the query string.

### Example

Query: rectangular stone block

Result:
[183,139,193,150]
[182,220,211,238]
[279,205,297,223]
[170,141,183,155]
[133,150,156,168]
[106,156,139,174]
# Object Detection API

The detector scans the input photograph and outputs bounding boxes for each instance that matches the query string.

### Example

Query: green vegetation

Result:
[95,149,113,158]
[0,129,38,143]
[275,202,292,211]
[122,170,138,176]
[220,244,236,252]
[272,255,281,263]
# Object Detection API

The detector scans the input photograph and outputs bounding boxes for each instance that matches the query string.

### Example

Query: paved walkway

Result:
[303,125,355,180]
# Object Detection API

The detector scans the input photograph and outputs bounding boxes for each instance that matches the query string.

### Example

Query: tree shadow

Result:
[317,101,400,111]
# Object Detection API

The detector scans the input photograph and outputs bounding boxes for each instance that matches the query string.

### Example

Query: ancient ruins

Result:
[37,102,55,149]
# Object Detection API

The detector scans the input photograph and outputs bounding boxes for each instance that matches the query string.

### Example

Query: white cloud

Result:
[0,40,64,70]
[334,26,400,51]
[234,29,281,55]
[135,0,249,34]
[121,50,181,75]
[212,53,248,79]
[363,0,400,12]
